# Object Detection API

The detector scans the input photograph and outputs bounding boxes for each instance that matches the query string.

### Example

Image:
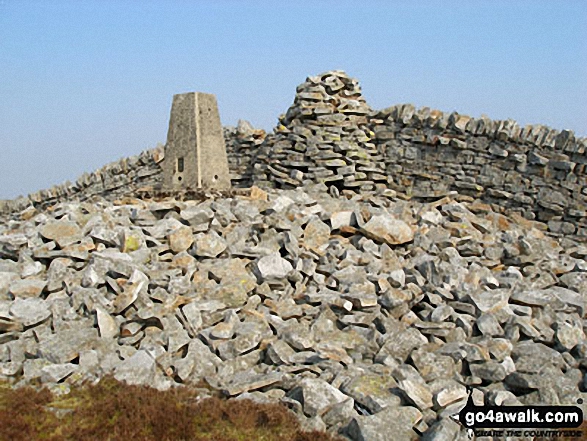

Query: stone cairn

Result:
[253,71,388,195]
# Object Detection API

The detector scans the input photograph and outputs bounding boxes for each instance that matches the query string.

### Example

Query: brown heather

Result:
[0,377,343,441]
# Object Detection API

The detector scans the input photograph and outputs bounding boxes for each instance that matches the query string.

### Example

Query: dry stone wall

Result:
[0,148,164,216]
[371,104,587,238]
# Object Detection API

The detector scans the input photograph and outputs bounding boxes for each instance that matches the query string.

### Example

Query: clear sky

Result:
[1,0,586,199]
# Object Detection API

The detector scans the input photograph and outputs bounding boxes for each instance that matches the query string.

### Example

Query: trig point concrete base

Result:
[162,92,231,191]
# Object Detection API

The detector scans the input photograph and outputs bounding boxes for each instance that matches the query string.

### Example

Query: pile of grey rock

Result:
[1,184,585,440]
[253,71,388,194]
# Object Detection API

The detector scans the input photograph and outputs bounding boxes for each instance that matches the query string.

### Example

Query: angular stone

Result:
[0,361,22,377]
[430,379,468,410]
[468,289,509,313]
[178,339,221,382]
[288,378,348,417]
[331,211,356,230]
[470,360,507,382]
[40,220,82,248]
[555,320,585,350]
[180,302,203,336]
[146,218,184,239]
[163,315,191,354]
[341,374,400,413]
[113,350,156,385]
[9,278,47,298]
[549,287,586,315]
[322,398,357,429]
[0,272,18,300]
[410,348,456,382]
[121,229,145,253]
[509,287,584,317]
[46,258,72,292]
[267,339,296,365]
[194,231,227,258]
[303,217,331,252]
[40,363,76,383]
[342,288,378,309]
[113,269,148,313]
[398,379,433,410]
[168,225,194,253]
[510,289,552,307]
[422,418,461,441]
[380,287,412,309]
[388,269,406,288]
[222,370,283,396]
[255,253,293,280]
[511,341,565,374]
[378,327,427,362]
[95,306,118,339]
[475,313,504,336]
[9,297,51,327]
[211,320,236,340]
[270,195,295,212]
[180,205,214,225]
[38,325,98,364]
[171,251,196,269]
[22,358,52,382]
[361,215,414,245]
[207,281,249,308]
[347,405,422,441]
[282,321,315,351]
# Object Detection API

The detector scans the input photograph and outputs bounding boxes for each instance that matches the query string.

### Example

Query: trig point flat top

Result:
[162,92,231,191]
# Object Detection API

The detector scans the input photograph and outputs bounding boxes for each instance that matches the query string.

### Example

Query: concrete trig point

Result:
[162,92,231,191]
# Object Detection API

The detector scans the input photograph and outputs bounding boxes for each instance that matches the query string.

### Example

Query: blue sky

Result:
[1,0,586,199]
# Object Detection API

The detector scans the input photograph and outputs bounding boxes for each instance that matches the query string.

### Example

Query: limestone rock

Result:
[2,158,587,437]
[346,405,422,441]
[361,215,414,245]
[40,220,82,248]
[399,379,433,410]
[194,231,227,258]
[96,306,119,339]
[255,253,293,280]
[38,325,98,364]
[288,378,349,418]
[341,374,400,413]
[9,297,51,327]
[113,350,156,385]
[9,278,47,298]
[168,225,194,253]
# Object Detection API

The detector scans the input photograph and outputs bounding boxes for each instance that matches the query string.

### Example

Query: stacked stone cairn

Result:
[224,120,267,188]
[253,71,389,195]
